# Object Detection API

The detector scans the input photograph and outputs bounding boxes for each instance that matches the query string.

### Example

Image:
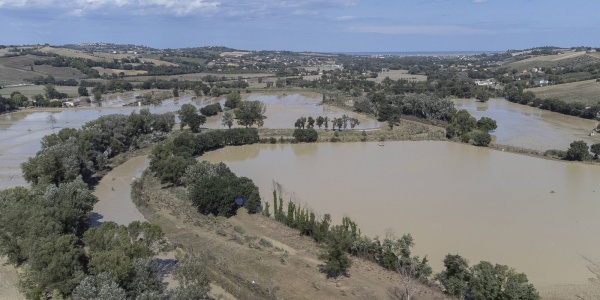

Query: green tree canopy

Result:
[235,100,266,128]
[565,140,590,161]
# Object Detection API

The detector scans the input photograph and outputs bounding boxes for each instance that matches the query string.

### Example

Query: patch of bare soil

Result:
[0,257,24,300]
[135,174,447,300]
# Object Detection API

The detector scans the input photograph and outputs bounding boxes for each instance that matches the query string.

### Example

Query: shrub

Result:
[293,128,318,143]
[199,103,222,116]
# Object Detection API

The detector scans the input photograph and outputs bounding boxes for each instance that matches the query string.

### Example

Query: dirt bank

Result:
[134,172,446,300]
[0,257,24,300]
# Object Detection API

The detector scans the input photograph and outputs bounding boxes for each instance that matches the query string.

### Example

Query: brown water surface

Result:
[0,94,378,188]
[201,141,600,286]
[455,98,600,151]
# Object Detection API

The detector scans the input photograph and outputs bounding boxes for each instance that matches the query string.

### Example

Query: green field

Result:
[504,52,600,72]
[526,79,600,105]
[0,85,80,98]
[0,55,86,86]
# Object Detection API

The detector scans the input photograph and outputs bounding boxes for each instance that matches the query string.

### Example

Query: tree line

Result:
[0,109,212,299]
[149,129,260,186]
[264,188,539,300]
[505,85,600,120]
[22,109,175,186]
[545,140,600,161]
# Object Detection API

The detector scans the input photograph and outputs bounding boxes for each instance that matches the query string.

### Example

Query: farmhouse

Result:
[475,79,494,86]
[62,99,81,107]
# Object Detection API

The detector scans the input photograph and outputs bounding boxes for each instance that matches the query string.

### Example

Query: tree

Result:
[47,114,57,132]
[294,117,307,129]
[178,103,206,133]
[319,225,353,278]
[224,91,241,109]
[477,117,497,132]
[316,116,325,129]
[172,87,179,97]
[293,128,318,143]
[307,116,315,128]
[435,254,470,298]
[472,131,492,147]
[72,273,127,300]
[349,117,360,129]
[469,261,539,300]
[91,87,102,102]
[235,100,266,128]
[78,86,89,97]
[565,140,589,161]
[221,111,234,129]
[199,103,222,116]
[590,143,600,159]
[44,84,61,100]
[475,88,490,102]
[324,116,329,130]
[170,253,210,299]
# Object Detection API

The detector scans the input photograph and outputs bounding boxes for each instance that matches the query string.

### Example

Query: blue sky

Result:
[0,0,598,52]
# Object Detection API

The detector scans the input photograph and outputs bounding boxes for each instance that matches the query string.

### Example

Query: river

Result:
[200,141,600,286]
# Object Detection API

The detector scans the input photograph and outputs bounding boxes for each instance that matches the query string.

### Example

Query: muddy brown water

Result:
[455,98,600,151]
[0,94,378,189]
[200,141,600,286]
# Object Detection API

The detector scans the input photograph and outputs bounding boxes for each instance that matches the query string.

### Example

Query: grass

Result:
[526,79,600,105]
[0,55,87,85]
[0,85,80,98]
[504,52,600,72]
[92,67,147,76]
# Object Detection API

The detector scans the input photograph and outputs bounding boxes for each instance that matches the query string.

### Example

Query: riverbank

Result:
[133,171,447,300]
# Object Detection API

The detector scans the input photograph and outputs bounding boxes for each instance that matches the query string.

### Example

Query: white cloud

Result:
[0,0,358,16]
[336,15,356,21]
[349,25,491,35]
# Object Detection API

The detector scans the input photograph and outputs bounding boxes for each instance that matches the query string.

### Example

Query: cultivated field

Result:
[368,69,427,83]
[505,51,600,71]
[0,55,86,85]
[526,79,600,105]
[92,67,148,76]
[0,85,80,98]
[39,46,178,66]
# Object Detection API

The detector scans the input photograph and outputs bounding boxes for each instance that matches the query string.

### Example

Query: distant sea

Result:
[339,51,502,56]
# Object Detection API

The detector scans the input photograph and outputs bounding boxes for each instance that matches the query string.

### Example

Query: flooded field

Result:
[0,94,378,189]
[201,141,600,286]
[455,98,600,151]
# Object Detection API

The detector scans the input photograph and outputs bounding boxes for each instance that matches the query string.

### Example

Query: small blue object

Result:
[234,197,244,206]
[488,130,495,133]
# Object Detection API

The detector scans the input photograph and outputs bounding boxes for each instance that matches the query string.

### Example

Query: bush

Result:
[544,149,567,159]
[565,140,589,161]
[472,131,492,147]
[293,128,318,143]
[199,103,222,116]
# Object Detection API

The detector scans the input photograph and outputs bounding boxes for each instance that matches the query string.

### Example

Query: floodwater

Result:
[201,141,600,286]
[92,155,148,226]
[0,93,378,189]
[455,98,600,151]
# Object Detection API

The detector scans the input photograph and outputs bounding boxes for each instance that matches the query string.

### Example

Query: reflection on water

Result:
[201,141,600,285]
[455,98,600,151]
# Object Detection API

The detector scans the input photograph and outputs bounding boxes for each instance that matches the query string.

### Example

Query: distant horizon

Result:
[1,1,599,53]
[7,42,597,56]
